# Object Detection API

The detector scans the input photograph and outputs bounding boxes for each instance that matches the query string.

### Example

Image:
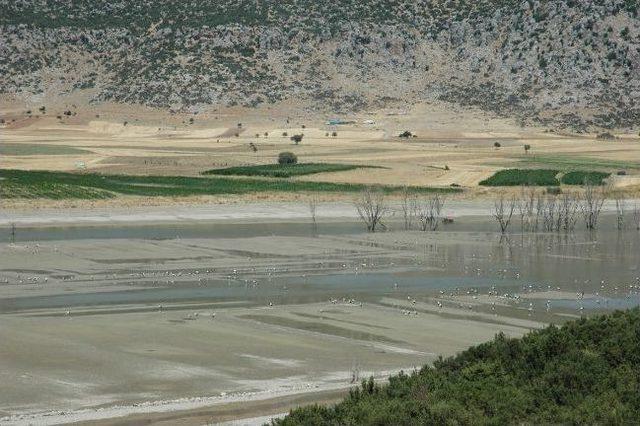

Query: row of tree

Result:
[493,184,640,234]
[348,184,640,234]
[354,188,447,233]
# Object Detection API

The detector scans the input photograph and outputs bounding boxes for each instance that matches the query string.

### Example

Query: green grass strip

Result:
[203,163,379,178]
[0,169,461,200]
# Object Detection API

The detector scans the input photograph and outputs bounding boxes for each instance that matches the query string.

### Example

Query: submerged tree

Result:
[354,187,388,232]
[493,195,516,234]
[400,188,418,230]
[308,195,318,235]
[581,183,606,230]
[417,194,446,231]
[615,196,626,230]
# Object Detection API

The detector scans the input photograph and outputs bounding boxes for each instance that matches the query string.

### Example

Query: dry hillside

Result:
[1,0,639,131]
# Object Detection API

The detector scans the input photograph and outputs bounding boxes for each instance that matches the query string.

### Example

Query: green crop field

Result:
[203,163,379,178]
[0,169,461,200]
[479,169,560,186]
[561,171,611,186]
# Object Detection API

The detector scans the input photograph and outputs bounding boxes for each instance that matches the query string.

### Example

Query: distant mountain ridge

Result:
[1,0,639,131]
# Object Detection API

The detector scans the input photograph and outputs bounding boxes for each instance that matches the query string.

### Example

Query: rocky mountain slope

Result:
[1,0,639,131]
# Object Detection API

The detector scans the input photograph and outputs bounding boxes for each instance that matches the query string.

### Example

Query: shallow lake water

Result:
[2,216,639,316]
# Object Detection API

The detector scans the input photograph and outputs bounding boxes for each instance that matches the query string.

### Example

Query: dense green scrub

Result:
[274,308,640,425]
[561,171,611,186]
[0,169,460,199]
[479,169,560,186]
[203,163,377,178]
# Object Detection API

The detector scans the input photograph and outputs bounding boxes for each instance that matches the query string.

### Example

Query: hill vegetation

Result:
[1,0,639,130]
[274,308,640,425]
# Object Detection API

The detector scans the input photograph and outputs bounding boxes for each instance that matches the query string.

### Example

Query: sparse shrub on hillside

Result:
[278,151,297,165]
[399,131,413,138]
[596,132,615,140]
[3,0,640,130]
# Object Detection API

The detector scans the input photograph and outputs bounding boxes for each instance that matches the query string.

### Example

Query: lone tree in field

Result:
[290,134,303,145]
[354,188,388,232]
[278,151,297,165]
[494,142,501,148]
[524,144,531,154]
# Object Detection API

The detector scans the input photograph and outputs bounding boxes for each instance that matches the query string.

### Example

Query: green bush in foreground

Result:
[0,169,460,199]
[203,163,372,178]
[479,169,559,186]
[561,171,611,186]
[274,309,640,425]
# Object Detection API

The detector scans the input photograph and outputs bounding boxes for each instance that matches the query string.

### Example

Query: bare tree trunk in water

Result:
[581,183,606,230]
[354,188,388,232]
[308,196,318,235]
[493,195,516,234]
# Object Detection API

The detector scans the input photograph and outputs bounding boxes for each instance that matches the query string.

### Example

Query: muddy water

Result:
[2,216,639,316]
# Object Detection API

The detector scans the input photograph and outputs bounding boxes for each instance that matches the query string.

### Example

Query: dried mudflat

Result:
[1,217,639,425]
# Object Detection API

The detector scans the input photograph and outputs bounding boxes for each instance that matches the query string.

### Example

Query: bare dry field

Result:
[3,98,640,209]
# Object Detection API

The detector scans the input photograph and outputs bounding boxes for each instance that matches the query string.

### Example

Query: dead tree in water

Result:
[354,188,388,232]
[308,196,318,235]
[517,186,537,232]
[581,183,606,230]
[615,197,626,230]
[417,194,446,231]
[542,195,557,232]
[558,193,579,232]
[534,193,545,232]
[493,195,516,234]
[400,188,418,230]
